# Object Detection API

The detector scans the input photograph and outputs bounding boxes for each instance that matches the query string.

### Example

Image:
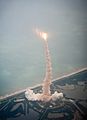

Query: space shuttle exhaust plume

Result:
[25,28,63,102]
[34,28,52,96]
[35,28,48,41]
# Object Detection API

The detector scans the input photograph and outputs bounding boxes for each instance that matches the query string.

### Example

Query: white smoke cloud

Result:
[25,89,41,101]
[51,91,63,101]
[25,89,63,102]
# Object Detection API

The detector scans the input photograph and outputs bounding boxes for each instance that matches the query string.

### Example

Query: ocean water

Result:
[0,0,87,96]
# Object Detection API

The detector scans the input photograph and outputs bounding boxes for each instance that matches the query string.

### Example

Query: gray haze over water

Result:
[0,0,87,96]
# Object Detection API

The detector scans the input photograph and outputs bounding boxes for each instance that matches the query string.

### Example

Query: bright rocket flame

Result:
[35,29,48,41]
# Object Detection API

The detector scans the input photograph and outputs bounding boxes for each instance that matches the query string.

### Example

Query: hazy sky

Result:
[0,0,87,95]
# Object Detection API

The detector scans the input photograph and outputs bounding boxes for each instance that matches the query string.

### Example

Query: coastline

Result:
[0,67,87,101]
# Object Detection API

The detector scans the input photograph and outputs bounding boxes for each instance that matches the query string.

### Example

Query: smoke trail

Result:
[42,40,52,95]
[25,28,63,102]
